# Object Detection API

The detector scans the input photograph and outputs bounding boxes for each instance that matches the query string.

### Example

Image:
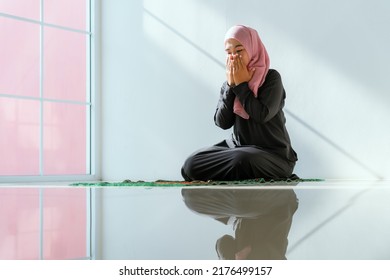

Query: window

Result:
[0,1,95,260]
[0,0,95,181]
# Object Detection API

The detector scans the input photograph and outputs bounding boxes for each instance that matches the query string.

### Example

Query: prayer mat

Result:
[70,177,323,187]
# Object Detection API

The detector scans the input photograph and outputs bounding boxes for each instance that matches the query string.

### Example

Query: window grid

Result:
[0,0,95,181]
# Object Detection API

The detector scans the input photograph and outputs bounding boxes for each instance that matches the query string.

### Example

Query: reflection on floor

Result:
[1,180,390,260]
[0,187,87,260]
[97,180,390,260]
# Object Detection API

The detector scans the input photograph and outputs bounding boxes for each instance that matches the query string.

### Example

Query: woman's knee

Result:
[230,149,255,168]
[181,154,196,180]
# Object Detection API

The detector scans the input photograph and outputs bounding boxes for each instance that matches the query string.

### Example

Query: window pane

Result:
[43,27,87,102]
[43,188,87,259]
[44,0,89,31]
[0,0,40,20]
[0,188,40,260]
[43,102,87,175]
[0,98,40,176]
[0,17,40,97]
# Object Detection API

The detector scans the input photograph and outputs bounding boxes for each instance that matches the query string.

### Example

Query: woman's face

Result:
[225,38,250,66]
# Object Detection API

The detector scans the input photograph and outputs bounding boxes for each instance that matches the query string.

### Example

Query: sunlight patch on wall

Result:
[143,0,226,58]
[142,0,226,93]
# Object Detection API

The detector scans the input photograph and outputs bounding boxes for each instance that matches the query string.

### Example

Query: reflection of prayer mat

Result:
[70,178,323,187]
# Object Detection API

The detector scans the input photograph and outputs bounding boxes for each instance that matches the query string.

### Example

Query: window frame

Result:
[0,0,100,183]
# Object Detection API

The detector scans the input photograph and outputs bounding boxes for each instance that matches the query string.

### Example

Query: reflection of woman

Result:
[182,25,297,181]
[182,187,298,260]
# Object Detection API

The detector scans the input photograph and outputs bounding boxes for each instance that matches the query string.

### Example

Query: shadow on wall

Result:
[286,110,383,179]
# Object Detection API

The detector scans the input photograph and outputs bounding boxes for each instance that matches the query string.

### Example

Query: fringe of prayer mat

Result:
[70,178,323,187]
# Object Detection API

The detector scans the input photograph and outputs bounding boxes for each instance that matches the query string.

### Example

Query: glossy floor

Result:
[1,180,390,260]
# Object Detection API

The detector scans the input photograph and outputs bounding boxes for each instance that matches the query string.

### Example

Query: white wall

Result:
[101,0,390,181]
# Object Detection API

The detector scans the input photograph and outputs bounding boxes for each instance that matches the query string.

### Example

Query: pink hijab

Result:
[224,25,270,119]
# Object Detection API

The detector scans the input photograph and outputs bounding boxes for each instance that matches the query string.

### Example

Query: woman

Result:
[181,25,298,181]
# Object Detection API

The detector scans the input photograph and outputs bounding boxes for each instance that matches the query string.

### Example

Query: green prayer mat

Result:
[70,178,323,187]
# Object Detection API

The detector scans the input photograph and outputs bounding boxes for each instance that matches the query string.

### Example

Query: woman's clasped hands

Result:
[226,54,255,87]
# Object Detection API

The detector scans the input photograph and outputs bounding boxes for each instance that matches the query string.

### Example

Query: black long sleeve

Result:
[214,83,236,129]
[232,70,284,123]
[214,69,297,163]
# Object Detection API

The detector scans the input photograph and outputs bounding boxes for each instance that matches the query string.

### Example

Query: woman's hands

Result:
[226,54,255,87]
[226,55,235,86]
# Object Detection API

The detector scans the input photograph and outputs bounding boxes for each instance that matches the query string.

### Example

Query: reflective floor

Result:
[1,180,390,260]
